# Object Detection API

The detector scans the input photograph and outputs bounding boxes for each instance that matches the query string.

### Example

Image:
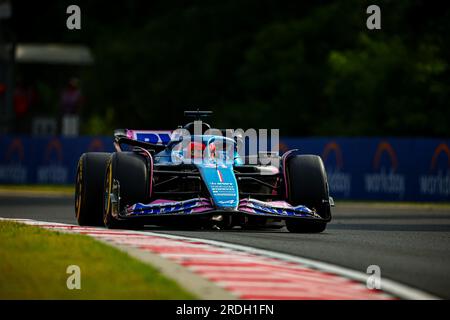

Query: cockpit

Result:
[170,135,237,165]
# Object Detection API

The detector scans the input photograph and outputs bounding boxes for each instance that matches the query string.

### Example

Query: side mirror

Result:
[167,135,183,149]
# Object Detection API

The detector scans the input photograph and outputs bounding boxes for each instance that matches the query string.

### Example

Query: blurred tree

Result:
[10,0,450,136]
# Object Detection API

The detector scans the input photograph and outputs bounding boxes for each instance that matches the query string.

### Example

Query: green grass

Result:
[337,200,450,209]
[0,221,195,299]
[1,185,448,208]
[0,184,75,197]
[0,184,75,194]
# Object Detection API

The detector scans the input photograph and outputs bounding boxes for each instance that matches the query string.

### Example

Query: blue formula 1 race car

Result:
[75,111,333,232]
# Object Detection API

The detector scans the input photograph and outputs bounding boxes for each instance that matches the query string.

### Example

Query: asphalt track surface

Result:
[1,195,449,299]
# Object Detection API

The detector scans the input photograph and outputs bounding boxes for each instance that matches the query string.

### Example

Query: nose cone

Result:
[196,164,239,210]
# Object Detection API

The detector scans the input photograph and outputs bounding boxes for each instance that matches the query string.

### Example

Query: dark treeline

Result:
[9,0,450,136]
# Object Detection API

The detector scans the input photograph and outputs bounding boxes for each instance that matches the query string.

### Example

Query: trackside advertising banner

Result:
[281,138,450,202]
[0,135,449,201]
[0,136,114,185]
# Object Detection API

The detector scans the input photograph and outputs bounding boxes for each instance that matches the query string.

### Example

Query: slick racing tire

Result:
[285,155,331,233]
[103,152,149,229]
[75,152,111,226]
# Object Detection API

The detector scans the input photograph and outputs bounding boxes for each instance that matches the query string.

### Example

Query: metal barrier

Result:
[0,135,449,201]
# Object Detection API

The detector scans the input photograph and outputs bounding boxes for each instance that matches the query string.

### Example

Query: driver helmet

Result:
[209,142,217,159]
[187,141,205,159]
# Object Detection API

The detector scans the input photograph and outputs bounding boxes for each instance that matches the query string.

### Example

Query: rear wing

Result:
[114,129,173,152]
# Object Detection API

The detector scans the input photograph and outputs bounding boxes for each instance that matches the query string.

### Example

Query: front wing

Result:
[120,197,324,221]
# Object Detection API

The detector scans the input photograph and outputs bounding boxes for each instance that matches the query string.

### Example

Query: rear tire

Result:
[75,152,110,226]
[103,152,149,229]
[285,155,331,233]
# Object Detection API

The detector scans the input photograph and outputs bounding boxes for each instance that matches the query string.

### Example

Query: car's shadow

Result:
[136,222,450,233]
[139,225,287,233]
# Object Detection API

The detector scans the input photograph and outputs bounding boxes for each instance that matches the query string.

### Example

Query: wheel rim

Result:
[103,162,113,225]
[75,158,83,219]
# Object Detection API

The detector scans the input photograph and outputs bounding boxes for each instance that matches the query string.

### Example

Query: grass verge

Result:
[336,200,450,209]
[0,185,74,196]
[0,220,195,299]
[0,185,448,209]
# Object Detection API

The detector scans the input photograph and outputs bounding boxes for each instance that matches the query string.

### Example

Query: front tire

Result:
[285,155,331,233]
[103,152,149,229]
[75,152,111,226]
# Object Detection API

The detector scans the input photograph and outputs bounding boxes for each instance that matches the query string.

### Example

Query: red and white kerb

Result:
[10,220,398,300]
